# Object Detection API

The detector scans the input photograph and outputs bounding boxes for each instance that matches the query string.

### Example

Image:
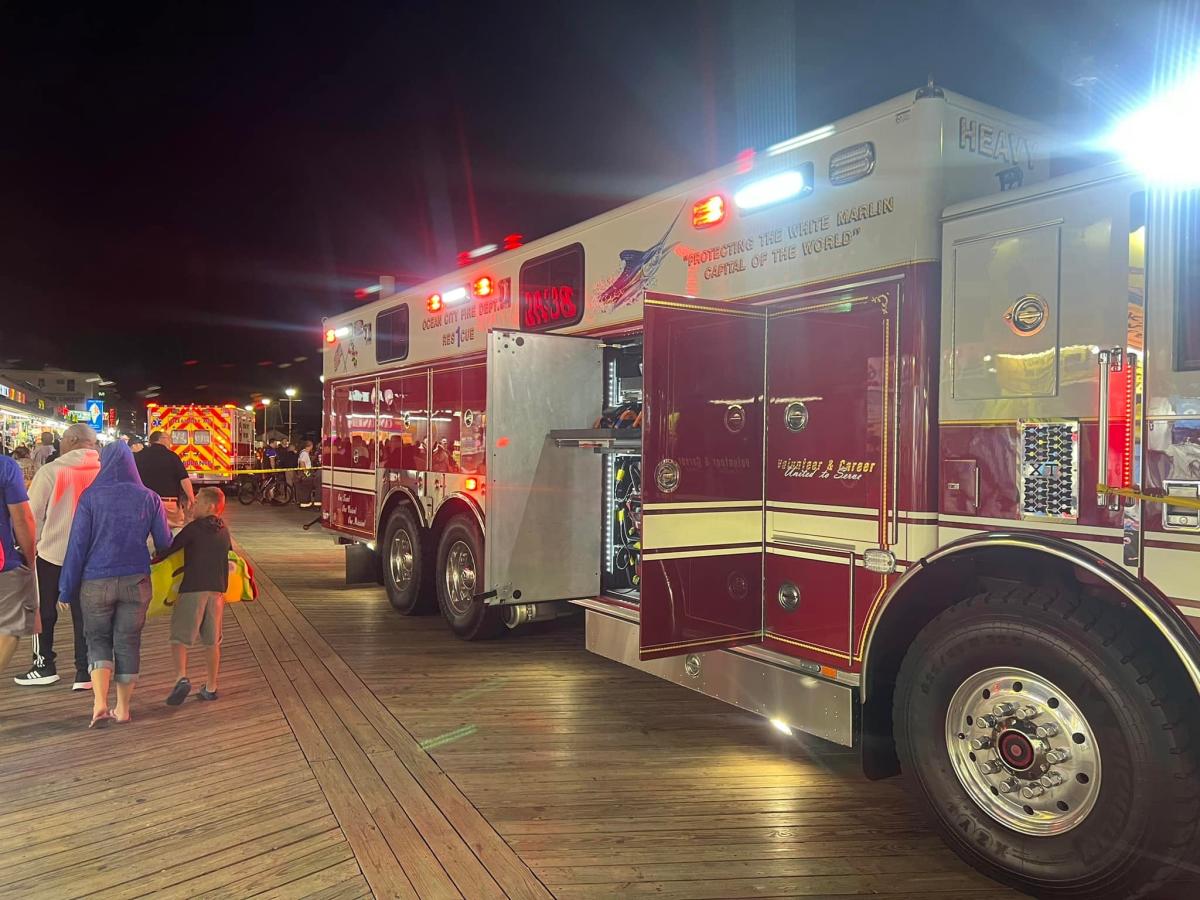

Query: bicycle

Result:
[237,471,294,506]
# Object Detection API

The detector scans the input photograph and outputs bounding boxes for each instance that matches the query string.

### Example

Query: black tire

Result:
[382,506,429,615]
[273,482,294,506]
[894,585,1200,899]
[237,479,256,505]
[435,514,501,640]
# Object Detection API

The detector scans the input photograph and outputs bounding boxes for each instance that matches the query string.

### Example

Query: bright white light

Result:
[770,718,793,736]
[468,243,498,259]
[442,286,468,304]
[766,124,835,157]
[366,541,376,551]
[334,326,351,338]
[1108,71,1200,186]
[262,397,272,406]
[319,375,325,383]
[734,171,806,211]
[244,404,254,412]
[285,387,297,398]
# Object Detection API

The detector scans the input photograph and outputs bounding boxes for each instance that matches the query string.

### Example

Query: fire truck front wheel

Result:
[382,506,429,615]
[435,514,502,640]
[893,585,1200,899]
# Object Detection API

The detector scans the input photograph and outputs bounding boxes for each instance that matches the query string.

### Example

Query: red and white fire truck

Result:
[147,403,256,485]
[321,85,1200,897]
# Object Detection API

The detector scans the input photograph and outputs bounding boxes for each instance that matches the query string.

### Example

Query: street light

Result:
[284,388,297,444]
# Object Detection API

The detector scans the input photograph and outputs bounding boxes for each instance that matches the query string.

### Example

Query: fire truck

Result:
[146,403,256,485]
[321,85,1200,897]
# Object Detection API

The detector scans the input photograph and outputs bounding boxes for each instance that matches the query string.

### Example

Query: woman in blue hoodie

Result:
[59,441,171,727]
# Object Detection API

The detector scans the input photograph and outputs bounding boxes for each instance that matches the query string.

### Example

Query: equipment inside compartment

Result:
[602,339,643,600]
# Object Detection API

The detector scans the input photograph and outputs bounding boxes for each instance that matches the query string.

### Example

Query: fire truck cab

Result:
[322,86,1200,897]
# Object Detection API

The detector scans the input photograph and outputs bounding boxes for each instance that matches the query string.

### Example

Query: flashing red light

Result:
[692,194,726,228]
[473,276,493,297]
[735,148,756,174]
[464,476,479,491]
[354,287,369,299]
[427,293,444,313]
[325,329,337,344]
[456,251,471,268]
[503,233,523,251]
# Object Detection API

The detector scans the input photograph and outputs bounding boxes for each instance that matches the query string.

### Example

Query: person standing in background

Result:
[0,453,37,681]
[15,424,101,689]
[31,433,55,473]
[59,442,171,726]
[135,431,193,532]
[296,440,316,508]
[12,446,34,485]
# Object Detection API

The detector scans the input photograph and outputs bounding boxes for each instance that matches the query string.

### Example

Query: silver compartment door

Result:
[485,330,603,603]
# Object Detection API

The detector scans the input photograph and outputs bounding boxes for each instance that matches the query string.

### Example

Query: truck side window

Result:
[376,305,410,363]
[1177,192,1200,371]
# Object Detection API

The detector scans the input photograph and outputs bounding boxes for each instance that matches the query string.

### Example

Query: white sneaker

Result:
[72,681,92,691]
[14,667,60,686]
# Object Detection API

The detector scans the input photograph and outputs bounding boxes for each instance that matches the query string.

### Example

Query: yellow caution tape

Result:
[1099,484,1200,512]
[189,467,315,476]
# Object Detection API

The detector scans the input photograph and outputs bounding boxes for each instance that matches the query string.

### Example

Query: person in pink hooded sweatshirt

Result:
[15,424,101,690]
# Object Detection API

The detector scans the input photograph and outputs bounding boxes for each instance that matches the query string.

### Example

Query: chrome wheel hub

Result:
[444,541,477,616]
[389,528,415,592]
[945,666,1101,836]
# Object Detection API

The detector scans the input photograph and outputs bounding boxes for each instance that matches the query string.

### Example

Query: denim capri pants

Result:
[80,575,152,683]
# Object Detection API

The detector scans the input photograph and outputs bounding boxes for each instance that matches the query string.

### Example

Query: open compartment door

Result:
[640,295,766,660]
[485,330,604,604]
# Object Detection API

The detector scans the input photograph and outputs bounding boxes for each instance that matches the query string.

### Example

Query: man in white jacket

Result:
[15,424,100,689]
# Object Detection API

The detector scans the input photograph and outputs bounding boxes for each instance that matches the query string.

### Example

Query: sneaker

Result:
[72,679,92,692]
[14,667,60,686]
[166,677,191,706]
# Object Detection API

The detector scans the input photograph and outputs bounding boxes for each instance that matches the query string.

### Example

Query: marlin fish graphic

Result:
[597,204,684,310]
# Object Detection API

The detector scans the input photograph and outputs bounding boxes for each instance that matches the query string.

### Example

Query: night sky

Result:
[0,1,1187,431]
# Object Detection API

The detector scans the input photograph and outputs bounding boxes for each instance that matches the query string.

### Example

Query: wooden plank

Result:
[309,758,420,900]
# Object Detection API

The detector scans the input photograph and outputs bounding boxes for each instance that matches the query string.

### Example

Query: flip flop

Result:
[166,678,191,706]
[89,710,114,729]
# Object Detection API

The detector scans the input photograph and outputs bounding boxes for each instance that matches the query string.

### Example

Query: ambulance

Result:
[320,85,1200,897]
[146,403,256,484]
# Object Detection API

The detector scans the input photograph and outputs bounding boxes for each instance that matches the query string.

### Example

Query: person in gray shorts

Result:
[163,487,231,705]
[0,454,39,677]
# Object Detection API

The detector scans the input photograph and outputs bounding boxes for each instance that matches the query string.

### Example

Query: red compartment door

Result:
[639,295,766,660]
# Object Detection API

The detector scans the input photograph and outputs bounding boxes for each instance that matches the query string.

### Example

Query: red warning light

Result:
[692,194,725,228]
[735,148,755,174]
[503,233,523,251]
[325,329,337,344]
[472,276,493,297]
[464,476,479,491]
[354,287,369,299]
[427,293,444,313]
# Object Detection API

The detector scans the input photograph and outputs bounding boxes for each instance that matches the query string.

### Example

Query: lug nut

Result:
[1045,749,1071,764]
[978,715,998,729]
[993,702,1018,717]
[1035,723,1060,739]
[1021,783,1046,799]
[1040,771,1064,788]
[969,737,992,750]
[1014,705,1040,721]
[998,778,1020,794]
[979,759,1004,775]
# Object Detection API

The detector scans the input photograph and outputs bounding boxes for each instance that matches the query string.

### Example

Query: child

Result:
[163,487,231,705]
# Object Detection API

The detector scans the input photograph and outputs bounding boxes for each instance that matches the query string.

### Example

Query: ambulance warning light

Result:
[692,194,725,228]
[427,293,444,313]
[473,276,494,297]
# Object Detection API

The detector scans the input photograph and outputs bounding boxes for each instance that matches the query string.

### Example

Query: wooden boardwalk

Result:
[2,501,1031,898]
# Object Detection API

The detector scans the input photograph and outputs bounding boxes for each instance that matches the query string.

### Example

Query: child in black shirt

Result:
[164,487,231,705]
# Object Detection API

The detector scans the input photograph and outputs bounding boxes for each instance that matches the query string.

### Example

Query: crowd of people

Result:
[0,426,233,727]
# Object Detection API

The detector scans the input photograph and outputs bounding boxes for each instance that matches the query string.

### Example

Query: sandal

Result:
[89,710,114,729]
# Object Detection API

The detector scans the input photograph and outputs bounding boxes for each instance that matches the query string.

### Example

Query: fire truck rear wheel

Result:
[893,585,1200,899]
[382,506,428,615]
[435,514,501,640]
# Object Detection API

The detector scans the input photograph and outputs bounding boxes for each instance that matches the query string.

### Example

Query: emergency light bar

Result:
[734,167,812,211]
